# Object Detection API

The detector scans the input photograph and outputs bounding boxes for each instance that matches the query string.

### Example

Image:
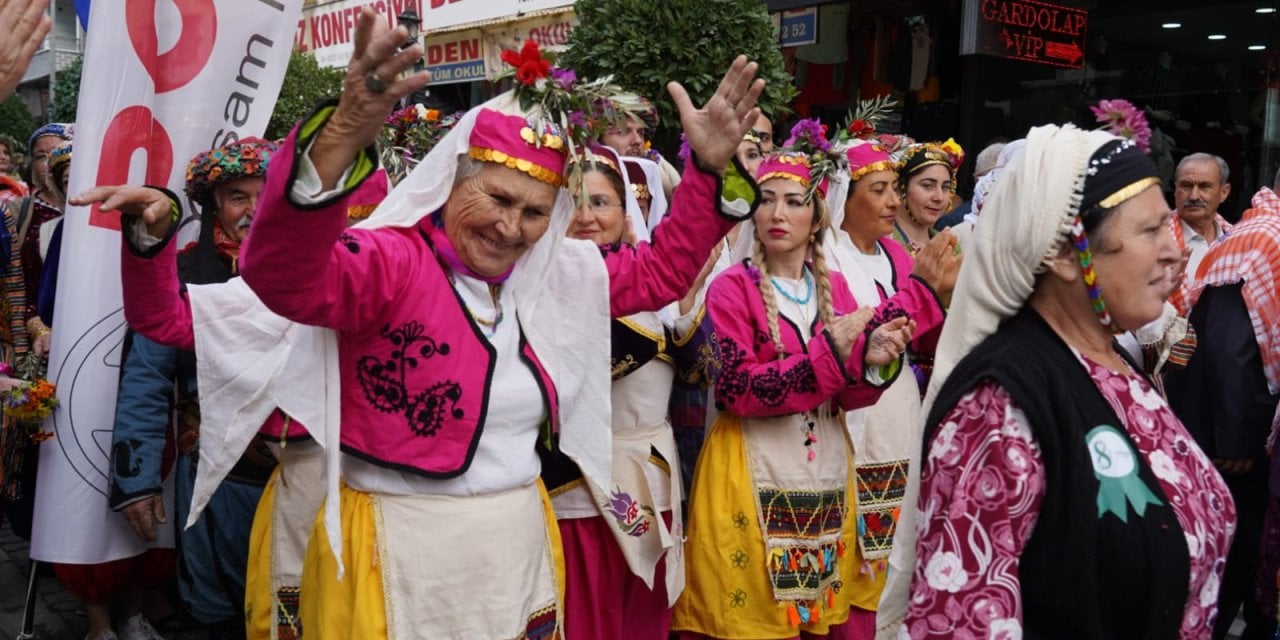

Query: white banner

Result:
[296,0,574,69]
[32,0,302,565]
[482,10,576,80]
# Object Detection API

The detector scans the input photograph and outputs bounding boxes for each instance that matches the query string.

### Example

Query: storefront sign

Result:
[777,8,818,47]
[295,0,426,68]
[483,10,577,79]
[961,0,1087,69]
[422,0,574,32]
[427,30,485,84]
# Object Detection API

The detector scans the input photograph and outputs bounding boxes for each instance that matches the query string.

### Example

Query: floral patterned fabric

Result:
[906,354,1235,639]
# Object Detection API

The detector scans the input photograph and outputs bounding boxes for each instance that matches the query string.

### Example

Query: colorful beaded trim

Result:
[757,171,810,188]
[849,160,898,183]
[1070,213,1122,334]
[468,146,565,187]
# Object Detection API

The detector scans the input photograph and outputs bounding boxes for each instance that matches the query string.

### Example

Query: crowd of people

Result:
[0,3,1277,640]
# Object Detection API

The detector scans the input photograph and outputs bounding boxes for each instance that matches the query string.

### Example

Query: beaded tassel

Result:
[1070,215,1122,335]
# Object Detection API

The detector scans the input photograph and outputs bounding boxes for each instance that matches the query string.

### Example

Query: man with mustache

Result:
[1168,152,1233,314]
[109,139,280,640]
[1166,166,1280,640]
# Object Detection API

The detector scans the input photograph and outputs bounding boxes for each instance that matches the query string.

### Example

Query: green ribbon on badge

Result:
[1086,425,1164,523]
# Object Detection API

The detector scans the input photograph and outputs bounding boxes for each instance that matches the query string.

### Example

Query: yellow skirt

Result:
[297,481,566,640]
[672,413,884,639]
[245,467,283,640]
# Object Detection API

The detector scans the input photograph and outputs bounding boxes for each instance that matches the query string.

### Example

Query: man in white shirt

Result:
[1169,152,1233,314]
[1174,152,1232,277]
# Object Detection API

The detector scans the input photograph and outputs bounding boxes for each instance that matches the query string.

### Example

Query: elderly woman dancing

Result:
[899,125,1237,639]
[231,10,760,640]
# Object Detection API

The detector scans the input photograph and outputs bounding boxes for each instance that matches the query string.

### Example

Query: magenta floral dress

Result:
[905,353,1236,639]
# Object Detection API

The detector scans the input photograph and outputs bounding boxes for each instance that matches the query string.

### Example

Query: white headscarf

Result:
[923,124,1116,411]
[875,124,1117,639]
[188,92,613,578]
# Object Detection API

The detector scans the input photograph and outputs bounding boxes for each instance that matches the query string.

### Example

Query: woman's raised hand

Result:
[911,230,962,307]
[668,56,765,175]
[312,7,430,190]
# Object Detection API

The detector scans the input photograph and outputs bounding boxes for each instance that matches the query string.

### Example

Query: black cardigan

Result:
[925,309,1189,640]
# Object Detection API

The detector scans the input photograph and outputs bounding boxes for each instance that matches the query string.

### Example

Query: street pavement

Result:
[0,521,1253,639]
[0,522,207,640]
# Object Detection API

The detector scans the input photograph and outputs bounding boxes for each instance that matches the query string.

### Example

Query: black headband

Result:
[1079,139,1160,214]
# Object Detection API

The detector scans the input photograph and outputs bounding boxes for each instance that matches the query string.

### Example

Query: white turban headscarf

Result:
[874,124,1118,638]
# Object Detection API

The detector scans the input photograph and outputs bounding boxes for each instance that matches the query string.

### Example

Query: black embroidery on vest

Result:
[356,321,463,438]
[339,232,361,254]
[714,336,817,408]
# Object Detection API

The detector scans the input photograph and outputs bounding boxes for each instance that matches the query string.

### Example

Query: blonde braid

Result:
[752,236,787,356]
[810,240,837,328]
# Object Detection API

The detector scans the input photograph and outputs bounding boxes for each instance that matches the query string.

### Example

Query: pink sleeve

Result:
[884,243,946,354]
[120,225,194,351]
[239,132,412,333]
[708,271,865,418]
[905,382,1045,639]
[604,164,742,317]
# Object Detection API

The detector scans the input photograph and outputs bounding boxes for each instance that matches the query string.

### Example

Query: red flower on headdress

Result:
[847,119,875,140]
[501,39,551,85]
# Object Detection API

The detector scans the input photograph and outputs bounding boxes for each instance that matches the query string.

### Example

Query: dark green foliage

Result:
[266,52,347,139]
[50,56,83,123]
[0,94,36,160]
[561,0,795,148]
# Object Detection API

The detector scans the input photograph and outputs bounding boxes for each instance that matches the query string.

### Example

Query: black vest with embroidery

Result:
[925,309,1188,640]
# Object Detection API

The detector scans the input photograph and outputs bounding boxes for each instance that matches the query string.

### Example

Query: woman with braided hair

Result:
[673,124,916,640]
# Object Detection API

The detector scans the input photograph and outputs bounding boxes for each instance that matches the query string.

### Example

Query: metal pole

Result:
[16,559,39,640]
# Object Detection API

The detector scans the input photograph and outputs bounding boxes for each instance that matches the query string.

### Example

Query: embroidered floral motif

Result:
[610,354,639,379]
[602,487,654,537]
[715,333,821,408]
[355,321,462,438]
[338,232,360,254]
[729,589,748,607]
[112,439,144,478]
[863,301,908,337]
[730,549,750,569]
[732,510,749,530]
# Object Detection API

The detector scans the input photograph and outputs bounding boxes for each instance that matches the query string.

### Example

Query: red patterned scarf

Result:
[1190,187,1280,442]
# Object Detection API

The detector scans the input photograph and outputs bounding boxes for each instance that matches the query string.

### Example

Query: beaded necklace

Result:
[770,267,814,305]
[445,268,504,334]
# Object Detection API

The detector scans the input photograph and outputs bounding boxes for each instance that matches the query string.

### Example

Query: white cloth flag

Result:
[33,0,301,565]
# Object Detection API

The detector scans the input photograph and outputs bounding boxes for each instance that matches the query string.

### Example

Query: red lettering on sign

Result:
[126,0,217,93]
[90,107,175,230]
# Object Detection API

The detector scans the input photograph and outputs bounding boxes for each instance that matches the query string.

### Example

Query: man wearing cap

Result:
[108,139,281,640]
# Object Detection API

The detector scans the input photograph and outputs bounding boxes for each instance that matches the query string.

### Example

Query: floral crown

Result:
[378,105,463,186]
[493,39,646,197]
[184,137,277,203]
[838,94,898,143]
[755,119,843,202]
